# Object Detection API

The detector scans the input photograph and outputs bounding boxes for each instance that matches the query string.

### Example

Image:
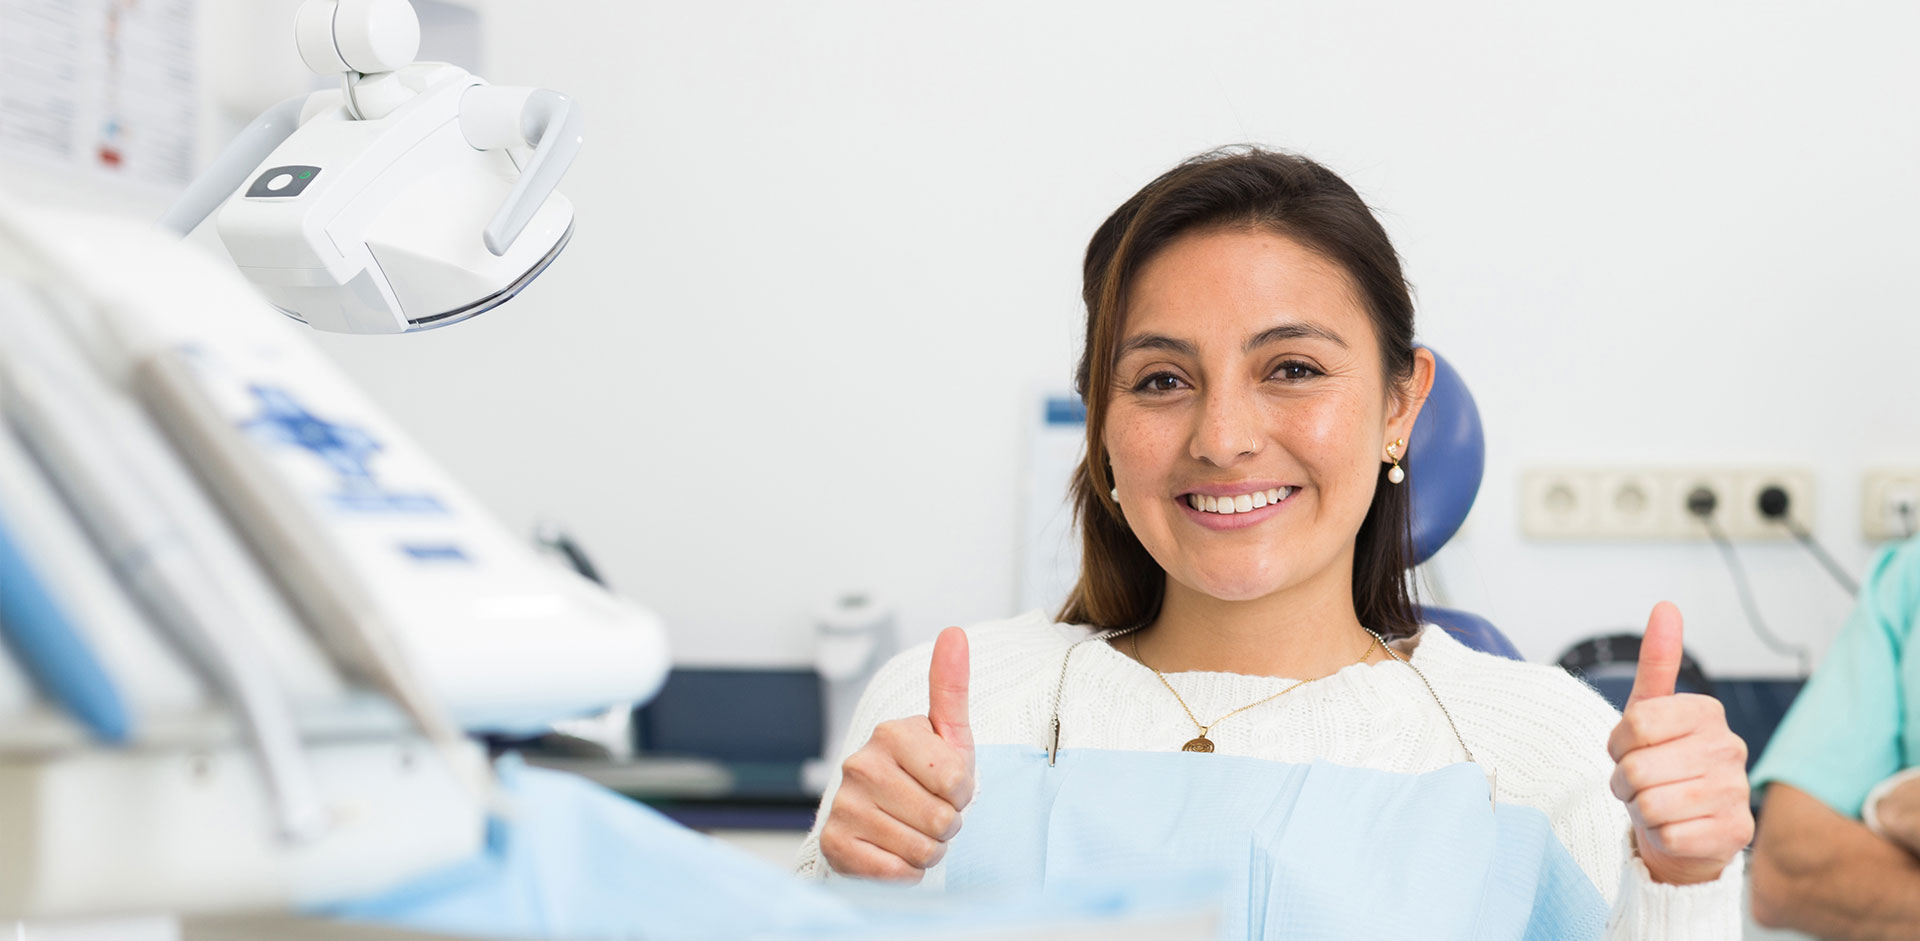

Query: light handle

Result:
[460,87,584,256]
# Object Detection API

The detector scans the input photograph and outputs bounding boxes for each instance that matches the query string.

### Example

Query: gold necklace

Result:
[1131,631,1379,753]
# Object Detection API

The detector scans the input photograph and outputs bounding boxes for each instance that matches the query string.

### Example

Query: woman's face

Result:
[1103,226,1427,605]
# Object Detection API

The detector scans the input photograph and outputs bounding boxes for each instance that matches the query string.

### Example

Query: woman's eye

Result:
[1135,372,1186,393]
[1273,361,1321,381]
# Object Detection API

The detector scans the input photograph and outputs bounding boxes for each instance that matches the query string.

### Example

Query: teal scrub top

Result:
[1752,537,1920,818]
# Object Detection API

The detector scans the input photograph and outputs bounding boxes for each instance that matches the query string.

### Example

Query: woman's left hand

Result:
[1605,602,1756,885]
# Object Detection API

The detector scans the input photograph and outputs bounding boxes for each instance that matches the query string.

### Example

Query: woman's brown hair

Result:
[1056,147,1422,639]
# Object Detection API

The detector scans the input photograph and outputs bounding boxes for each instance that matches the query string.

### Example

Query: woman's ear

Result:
[1388,347,1437,441]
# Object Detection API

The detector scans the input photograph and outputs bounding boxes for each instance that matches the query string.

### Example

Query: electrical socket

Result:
[1862,469,1920,541]
[1671,469,1740,537]
[1736,468,1816,535]
[1519,469,1594,537]
[1521,466,1814,540]
[1593,470,1671,538]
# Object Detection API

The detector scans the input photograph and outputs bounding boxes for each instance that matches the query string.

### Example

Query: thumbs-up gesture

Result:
[819,627,976,882]
[1606,602,1756,885]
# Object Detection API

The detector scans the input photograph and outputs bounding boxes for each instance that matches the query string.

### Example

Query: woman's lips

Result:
[1184,486,1292,514]
[1177,486,1298,530]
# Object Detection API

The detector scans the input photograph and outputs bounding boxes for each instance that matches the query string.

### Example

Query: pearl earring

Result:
[1110,487,1119,502]
[1386,438,1407,485]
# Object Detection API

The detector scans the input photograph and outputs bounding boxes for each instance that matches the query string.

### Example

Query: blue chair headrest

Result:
[1407,349,1484,565]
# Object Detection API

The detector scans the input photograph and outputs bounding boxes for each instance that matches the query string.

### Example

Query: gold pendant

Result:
[1182,736,1215,753]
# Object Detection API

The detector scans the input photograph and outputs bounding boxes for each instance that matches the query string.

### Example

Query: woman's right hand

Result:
[819,627,974,883]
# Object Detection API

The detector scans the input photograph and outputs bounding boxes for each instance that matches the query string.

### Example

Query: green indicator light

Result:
[298,170,312,179]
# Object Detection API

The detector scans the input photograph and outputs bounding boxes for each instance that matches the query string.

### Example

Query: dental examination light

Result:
[159,0,582,334]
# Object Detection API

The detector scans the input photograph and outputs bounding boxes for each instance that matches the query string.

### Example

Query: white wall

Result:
[27,0,1918,675]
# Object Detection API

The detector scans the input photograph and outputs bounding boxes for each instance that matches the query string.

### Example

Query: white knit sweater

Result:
[796,611,1745,939]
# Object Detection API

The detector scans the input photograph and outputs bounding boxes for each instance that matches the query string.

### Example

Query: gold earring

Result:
[1386,438,1406,485]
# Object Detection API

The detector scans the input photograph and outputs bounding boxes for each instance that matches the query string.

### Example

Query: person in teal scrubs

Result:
[1750,536,1920,937]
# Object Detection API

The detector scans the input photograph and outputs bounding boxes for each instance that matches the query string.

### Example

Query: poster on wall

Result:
[0,0,197,190]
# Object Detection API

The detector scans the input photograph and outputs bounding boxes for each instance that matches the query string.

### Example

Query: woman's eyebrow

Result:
[1117,333,1196,357]
[1244,322,1347,352]
[1118,323,1346,359]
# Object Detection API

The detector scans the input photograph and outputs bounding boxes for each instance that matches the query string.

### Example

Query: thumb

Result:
[1627,601,1685,706]
[928,627,972,751]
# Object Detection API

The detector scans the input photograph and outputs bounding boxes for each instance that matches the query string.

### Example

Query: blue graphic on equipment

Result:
[240,386,447,514]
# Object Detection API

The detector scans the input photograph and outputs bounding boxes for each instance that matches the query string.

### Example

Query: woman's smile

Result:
[1177,483,1300,530]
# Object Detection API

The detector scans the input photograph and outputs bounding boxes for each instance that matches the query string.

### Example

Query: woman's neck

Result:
[1127,560,1380,679]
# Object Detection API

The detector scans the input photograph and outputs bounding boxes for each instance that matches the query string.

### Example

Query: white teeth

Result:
[1187,487,1296,515]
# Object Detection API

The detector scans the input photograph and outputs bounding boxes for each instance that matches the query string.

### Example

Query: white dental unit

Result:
[0,0,665,934]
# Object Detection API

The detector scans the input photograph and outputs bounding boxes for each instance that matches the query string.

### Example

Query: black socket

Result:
[1686,486,1718,518]
[1757,485,1791,521]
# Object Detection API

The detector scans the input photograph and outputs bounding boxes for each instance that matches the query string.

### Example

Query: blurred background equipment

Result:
[159,0,582,334]
[811,592,897,789]
[0,0,663,925]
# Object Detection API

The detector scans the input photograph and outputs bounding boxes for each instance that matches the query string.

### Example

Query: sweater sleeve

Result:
[795,639,937,879]
[1606,842,1746,939]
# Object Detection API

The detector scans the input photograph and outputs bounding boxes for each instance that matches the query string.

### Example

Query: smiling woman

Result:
[799,148,1752,940]
[1066,151,1428,664]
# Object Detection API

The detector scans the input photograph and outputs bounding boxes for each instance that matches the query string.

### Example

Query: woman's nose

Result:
[1189,387,1263,467]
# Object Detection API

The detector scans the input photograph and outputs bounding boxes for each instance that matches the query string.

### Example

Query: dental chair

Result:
[1407,349,1524,661]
